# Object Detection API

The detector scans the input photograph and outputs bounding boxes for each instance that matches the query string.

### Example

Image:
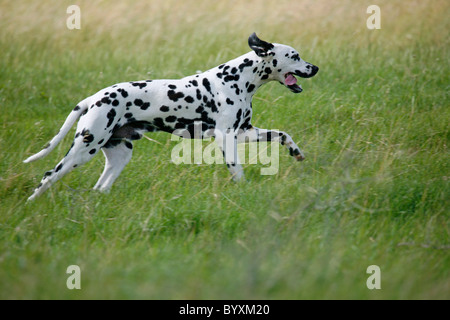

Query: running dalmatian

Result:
[24,33,319,201]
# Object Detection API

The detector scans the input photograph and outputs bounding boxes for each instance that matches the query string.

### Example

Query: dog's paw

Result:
[290,148,305,161]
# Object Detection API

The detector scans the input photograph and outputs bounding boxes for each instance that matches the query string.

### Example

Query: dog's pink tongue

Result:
[284,74,297,86]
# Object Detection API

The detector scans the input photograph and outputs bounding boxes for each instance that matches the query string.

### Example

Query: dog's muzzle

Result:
[295,65,319,79]
[284,65,319,93]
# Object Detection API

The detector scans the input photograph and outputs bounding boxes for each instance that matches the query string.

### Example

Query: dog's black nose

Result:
[311,65,319,75]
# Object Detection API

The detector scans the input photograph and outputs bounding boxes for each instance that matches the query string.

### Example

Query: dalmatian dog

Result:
[24,33,318,201]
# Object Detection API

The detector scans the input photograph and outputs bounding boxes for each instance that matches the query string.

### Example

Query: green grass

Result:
[0,0,449,299]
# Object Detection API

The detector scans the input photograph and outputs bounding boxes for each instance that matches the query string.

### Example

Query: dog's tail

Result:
[23,100,89,163]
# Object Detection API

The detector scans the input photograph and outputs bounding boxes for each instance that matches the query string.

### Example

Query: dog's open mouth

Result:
[284,73,303,93]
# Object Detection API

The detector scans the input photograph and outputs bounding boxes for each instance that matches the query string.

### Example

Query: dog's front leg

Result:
[215,131,244,181]
[237,127,305,161]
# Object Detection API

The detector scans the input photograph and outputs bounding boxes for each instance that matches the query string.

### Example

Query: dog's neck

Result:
[206,51,274,98]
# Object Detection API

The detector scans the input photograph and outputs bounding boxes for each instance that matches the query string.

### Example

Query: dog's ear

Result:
[248,32,274,57]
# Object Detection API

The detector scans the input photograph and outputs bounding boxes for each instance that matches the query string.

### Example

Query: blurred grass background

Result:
[0,0,449,299]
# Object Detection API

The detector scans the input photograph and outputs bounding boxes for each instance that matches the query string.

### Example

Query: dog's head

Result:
[248,32,318,93]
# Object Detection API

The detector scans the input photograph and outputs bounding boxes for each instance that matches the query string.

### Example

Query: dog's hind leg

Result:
[26,136,100,201]
[93,140,133,192]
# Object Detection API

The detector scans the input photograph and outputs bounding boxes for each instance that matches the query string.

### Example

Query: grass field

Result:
[0,0,449,300]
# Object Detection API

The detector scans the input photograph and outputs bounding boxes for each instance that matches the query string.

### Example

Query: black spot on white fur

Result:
[168,90,184,102]
[106,109,116,128]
